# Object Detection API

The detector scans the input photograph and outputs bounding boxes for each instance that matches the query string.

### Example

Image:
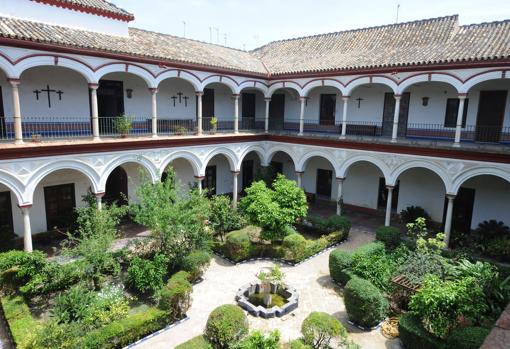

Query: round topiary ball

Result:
[301,312,346,349]
[224,230,251,262]
[344,277,388,328]
[205,304,248,349]
[328,249,353,285]
[283,233,307,261]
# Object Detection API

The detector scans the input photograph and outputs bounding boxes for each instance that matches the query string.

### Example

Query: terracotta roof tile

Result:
[32,0,133,20]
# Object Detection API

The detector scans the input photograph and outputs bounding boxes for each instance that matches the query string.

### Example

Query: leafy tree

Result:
[131,170,212,265]
[233,330,280,349]
[239,174,307,241]
[209,195,246,241]
[301,312,347,349]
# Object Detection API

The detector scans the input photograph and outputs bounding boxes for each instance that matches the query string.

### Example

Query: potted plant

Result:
[115,115,132,138]
[210,117,218,134]
[173,126,187,135]
[31,133,42,143]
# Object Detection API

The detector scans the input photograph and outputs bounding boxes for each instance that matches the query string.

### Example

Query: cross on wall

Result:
[33,84,64,108]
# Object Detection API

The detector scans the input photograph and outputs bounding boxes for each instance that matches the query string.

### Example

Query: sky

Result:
[113,0,510,51]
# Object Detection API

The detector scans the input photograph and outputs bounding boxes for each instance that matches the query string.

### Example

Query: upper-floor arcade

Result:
[0,46,509,153]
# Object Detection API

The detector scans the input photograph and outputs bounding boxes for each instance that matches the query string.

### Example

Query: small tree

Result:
[239,174,307,241]
[301,312,347,349]
[209,195,246,241]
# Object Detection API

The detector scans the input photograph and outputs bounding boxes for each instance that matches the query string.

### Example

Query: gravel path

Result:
[133,227,403,349]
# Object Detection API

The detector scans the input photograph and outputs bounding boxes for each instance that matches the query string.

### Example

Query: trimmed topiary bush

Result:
[446,326,490,349]
[205,304,248,349]
[305,215,351,239]
[375,226,402,249]
[301,312,346,349]
[398,313,445,349]
[181,250,211,282]
[158,271,192,319]
[328,249,353,285]
[283,233,307,262]
[344,277,388,328]
[224,230,251,262]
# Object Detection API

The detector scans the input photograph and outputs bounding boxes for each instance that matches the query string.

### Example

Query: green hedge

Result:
[344,277,387,328]
[328,249,353,285]
[283,233,307,261]
[181,251,211,282]
[1,295,41,348]
[158,271,192,319]
[305,215,351,238]
[81,307,170,348]
[445,326,490,349]
[224,229,251,262]
[175,335,213,349]
[352,241,385,257]
[398,313,445,349]
[375,226,402,249]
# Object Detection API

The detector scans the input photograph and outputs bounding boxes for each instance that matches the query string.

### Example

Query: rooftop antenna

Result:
[243,44,246,51]
[209,27,212,43]
[396,3,400,23]
[214,27,219,43]
[182,21,186,37]
[224,33,228,46]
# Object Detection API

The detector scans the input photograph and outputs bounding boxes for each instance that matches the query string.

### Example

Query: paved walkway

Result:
[134,225,403,349]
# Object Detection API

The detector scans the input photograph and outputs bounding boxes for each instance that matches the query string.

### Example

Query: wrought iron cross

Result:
[171,96,177,107]
[177,92,184,103]
[41,85,57,108]
[356,97,364,108]
[56,90,64,100]
[33,90,41,100]
[183,96,189,107]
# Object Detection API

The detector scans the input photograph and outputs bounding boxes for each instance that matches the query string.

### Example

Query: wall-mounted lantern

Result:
[126,88,133,99]
[422,96,429,106]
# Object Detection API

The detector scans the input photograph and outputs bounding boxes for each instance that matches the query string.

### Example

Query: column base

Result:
[390,138,397,143]
[298,132,304,136]
[93,136,101,142]
[152,134,159,139]
[339,135,346,140]
[452,142,461,148]
[14,139,24,145]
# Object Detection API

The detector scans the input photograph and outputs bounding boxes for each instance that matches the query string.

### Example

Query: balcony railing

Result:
[157,119,196,136]
[406,124,510,144]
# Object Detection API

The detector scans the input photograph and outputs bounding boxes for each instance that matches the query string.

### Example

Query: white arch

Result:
[397,73,461,94]
[267,81,302,98]
[301,80,346,97]
[0,170,26,205]
[155,71,201,91]
[296,150,339,177]
[461,70,508,93]
[344,76,398,96]
[25,160,101,202]
[264,147,299,172]
[201,76,239,94]
[94,64,157,88]
[239,145,266,166]
[0,56,16,78]
[337,155,391,182]
[100,155,159,189]
[389,160,451,192]
[159,151,202,178]
[201,147,238,174]
[238,81,269,96]
[451,167,510,195]
[15,56,95,83]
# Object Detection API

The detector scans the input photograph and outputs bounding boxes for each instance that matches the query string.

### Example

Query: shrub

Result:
[400,206,431,225]
[350,242,396,291]
[288,339,311,349]
[181,250,211,282]
[0,250,47,286]
[395,250,450,288]
[301,312,346,349]
[283,233,307,262]
[234,330,280,349]
[19,260,83,296]
[126,254,170,294]
[485,236,510,262]
[306,215,351,238]
[176,336,213,349]
[158,271,192,319]
[344,277,388,328]
[205,304,248,349]
[328,249,353,285]
[52,285,96,324]
[209,195,247,241]
[409,275,487,339]
[446,326,490,349]
[224,229,252,262]
[398,313,445,349]
[474,220,509,241]
[353,241,385,256]
[375,226,401,249]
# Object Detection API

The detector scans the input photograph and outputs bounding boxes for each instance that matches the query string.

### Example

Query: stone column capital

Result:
[7,78,21,86]
[18,204,33,210]
[94,192,105,198]
[88,83,99,90]
[446,194,456,201]
[148,88,159,94]
[336,177,346,182]
[264,97,272,102]
[195,91,204,97]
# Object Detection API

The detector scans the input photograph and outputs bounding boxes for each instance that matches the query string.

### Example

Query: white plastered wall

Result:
[302,157,336,199]
[343,162,382,210]
[206,155,233,194]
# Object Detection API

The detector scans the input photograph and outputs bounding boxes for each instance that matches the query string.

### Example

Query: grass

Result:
[1,294,42,348]
[175,335,212,349]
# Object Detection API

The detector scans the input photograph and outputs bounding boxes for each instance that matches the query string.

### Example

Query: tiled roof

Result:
[251,15,510,75]
[0,16,268,75]
[31,0,134,20]
[0,14,508,76]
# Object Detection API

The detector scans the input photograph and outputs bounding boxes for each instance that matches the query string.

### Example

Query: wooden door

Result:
[319,94,336,125]
[104,166,128,206]
[444,187,475,234]
[202,88,215,118]
[316,169,333,198]
[382,92,410,137]
[0,191,13,237]
[242,160,254,191]
[204,166,216,196]
[269,94,285,130]
[44,183,76,231]
[0,86,5,139]
[475,90,507,142]
[97,80,124,134]
[242,93,256,118]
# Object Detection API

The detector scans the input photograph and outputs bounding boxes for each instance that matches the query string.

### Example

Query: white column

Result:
[264,97,271,133]
[336,177,344,215]
[9,79,23,144]
[444,194,456,247]
[149,88,158,138]
[299,97,306,136]
[391,94,401,143]
[20,205,33,252]
[232,171,239,208]
[196,92,203,136]
[453,94,467,147]
[295,171,303,188]
[89,84,100,141]
[95,192,104,210]
[233,94,240,134]
[340,96,349,139]
[195,176,203,193]
[385,186,394,226]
